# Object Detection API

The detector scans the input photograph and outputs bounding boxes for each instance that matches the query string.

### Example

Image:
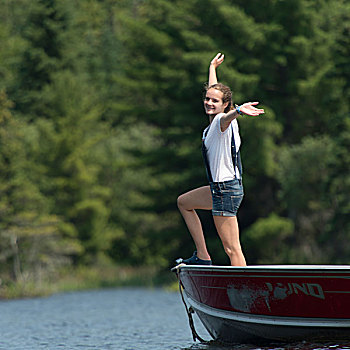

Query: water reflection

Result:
[181,340,350,350]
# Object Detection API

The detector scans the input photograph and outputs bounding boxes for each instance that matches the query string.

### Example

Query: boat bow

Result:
[173,264,350,344]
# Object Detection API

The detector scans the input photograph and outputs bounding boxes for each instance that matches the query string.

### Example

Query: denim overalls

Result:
[202,124,244,217]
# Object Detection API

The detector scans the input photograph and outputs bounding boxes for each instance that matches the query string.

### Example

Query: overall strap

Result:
[231,124,243,178]
[202,127,213,182]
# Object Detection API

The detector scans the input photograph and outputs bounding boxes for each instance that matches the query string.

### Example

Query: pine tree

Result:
[109,0,282,264]
[0,91,81,283]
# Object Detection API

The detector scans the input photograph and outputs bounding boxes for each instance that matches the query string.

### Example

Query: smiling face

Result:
[204,88,229,116]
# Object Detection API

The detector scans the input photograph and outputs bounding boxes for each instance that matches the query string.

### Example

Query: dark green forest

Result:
[0,0,349,295]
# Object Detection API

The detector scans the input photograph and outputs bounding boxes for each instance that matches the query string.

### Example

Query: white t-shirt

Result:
[202,113,241,182]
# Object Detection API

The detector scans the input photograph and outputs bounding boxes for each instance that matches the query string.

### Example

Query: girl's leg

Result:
[213,216,246,266]
[177,186,212,260]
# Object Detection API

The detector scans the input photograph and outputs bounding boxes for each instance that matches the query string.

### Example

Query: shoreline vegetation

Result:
[0,265,179,300]
[1,1,349,300]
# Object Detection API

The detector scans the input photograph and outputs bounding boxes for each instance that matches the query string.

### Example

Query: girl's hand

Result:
[239,102,265,116]
[210,53,224,68]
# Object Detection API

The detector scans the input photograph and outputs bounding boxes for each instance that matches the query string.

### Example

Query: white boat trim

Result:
[179,264,350,271]
[186,273,350,279]
[185,292,350,328]
[178,264,350,280]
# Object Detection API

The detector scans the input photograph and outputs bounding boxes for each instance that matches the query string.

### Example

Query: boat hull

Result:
[175,265,350,344]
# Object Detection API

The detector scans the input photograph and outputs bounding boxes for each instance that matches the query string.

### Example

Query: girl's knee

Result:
[223,244,246,266]
[177,192,195,212]
[177,194,187,210]
[223,243,242,258]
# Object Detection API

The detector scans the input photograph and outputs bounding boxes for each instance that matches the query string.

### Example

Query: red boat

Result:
[173,264,350,344]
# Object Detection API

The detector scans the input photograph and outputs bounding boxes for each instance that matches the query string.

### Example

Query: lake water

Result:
[1,287,350,350]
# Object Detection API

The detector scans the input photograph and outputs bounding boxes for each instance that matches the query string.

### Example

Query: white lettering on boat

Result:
[265,282,325,300]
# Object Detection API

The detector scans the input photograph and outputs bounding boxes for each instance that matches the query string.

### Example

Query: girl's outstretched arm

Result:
[209,53,224,86]
[220,102,265,132]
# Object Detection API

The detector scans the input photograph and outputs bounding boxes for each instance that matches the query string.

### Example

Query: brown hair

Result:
[204,83,233,113]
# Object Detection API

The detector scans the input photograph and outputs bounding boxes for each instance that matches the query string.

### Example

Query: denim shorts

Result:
[210,179,244,217]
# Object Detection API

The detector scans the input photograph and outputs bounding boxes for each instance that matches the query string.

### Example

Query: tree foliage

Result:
[0,0,349,285]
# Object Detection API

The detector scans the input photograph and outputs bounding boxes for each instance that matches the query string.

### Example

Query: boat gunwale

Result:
[175,264,350,274]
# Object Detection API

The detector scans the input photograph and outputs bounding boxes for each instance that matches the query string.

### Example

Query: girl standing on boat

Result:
[177,53,264,266]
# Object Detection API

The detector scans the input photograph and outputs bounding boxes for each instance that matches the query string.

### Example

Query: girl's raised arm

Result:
[208,53,224,86]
